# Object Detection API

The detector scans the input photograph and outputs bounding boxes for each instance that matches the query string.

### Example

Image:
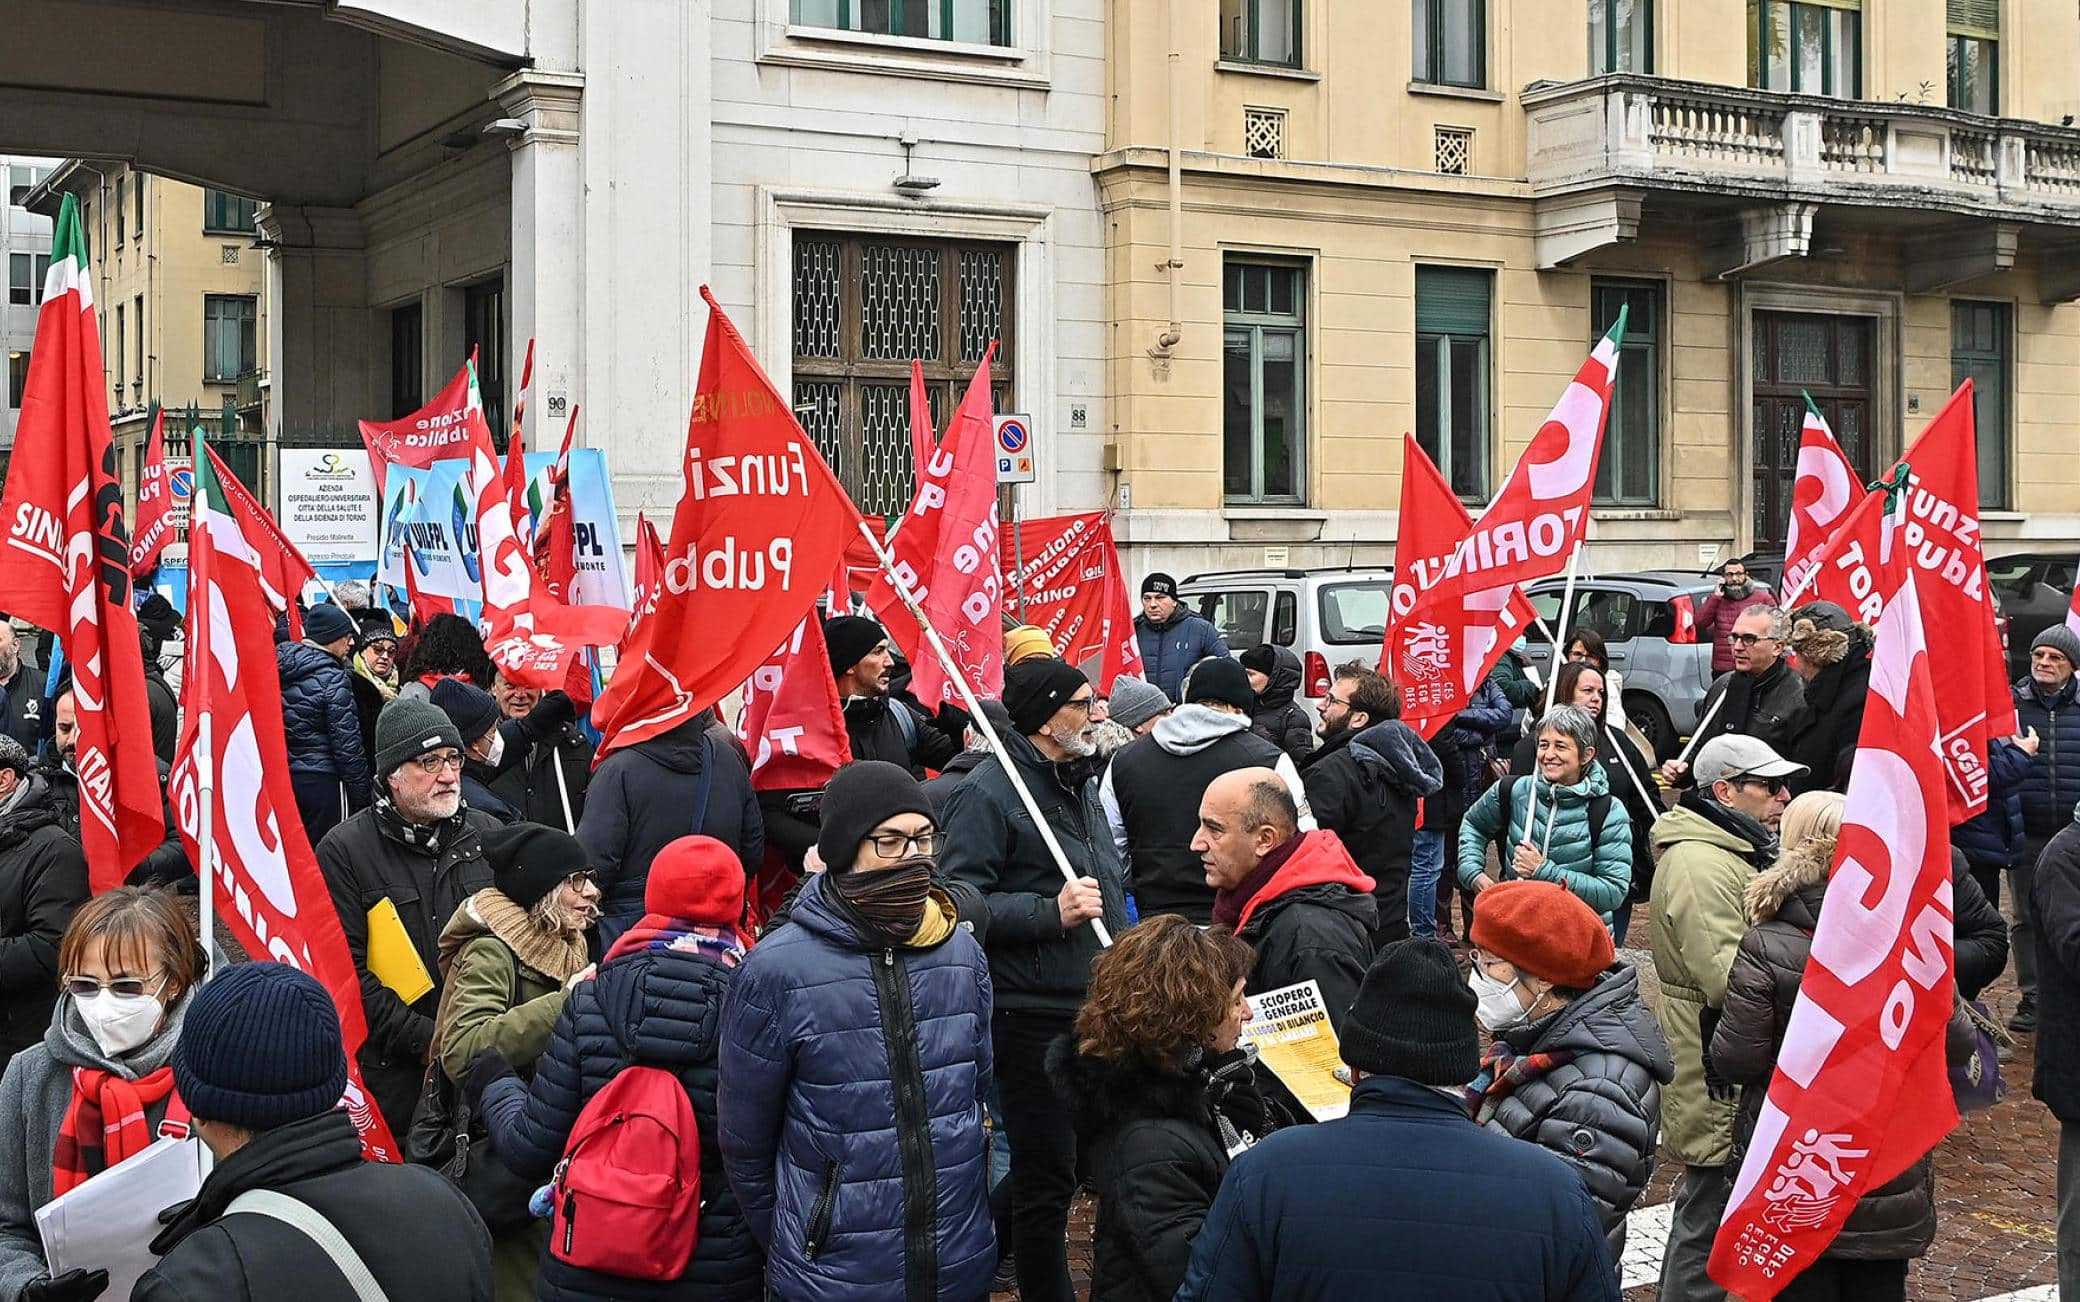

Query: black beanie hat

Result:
[825,616,889,678]
[1184,656,1256,713]
[302,602,356,647]
[1001,657,1090,735]
[1238,644,1278,676]
[172,961,349,1131]
[816,760,936,875]
[1339,939,1482,1085]
[1141,572,1178,598]
[373,696,465,776]
[136,593,180,644]
[482,823,587,911]
[431,676,501,744]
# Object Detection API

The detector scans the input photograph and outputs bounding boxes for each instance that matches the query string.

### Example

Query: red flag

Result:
[0,195,163,887]
[590,288,860,757]
[358,360,480,492]
[206,445,319,639]
[1780,401,1868,607]
[1803,382,2013,821]
[128,405,173,579]
[510,336,535,453]
[625,513,665,645]
[1002,512,1147,689]
[1708,575,1957,1298]
[1384,435,1540,736]
[172,444,401,1163]
[736,615,853,791]
[908,360,935,491]
[867,345,1004,710]
[530,406,582,605]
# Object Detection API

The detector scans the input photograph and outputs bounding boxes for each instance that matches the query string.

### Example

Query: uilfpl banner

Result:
[736,614,852,792]
[379,450,628,609]
[358,360,480,490]
[129,405,173,579]
[1708,576,1957,1299]
[523,449,631,610]
[1779,402,1866,607]
[1001,512,1146,690]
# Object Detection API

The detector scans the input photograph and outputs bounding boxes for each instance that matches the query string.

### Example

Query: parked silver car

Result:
[1517,571,1720,763]
[1175,567,1396,722]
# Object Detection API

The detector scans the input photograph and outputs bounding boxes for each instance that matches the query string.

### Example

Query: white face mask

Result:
[1468,966,1529,1033]
[74,983,166,1057]
[481,729,506,767]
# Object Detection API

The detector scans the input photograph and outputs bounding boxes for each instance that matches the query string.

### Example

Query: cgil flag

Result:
[736,613,853,792]
[1779,398,1868,607]
[0,194,164,888]
[625,513,665,647]
[1708,575,1958,1298]
[128,404,174,580]
[171,442,401,1163]
[1000,512,1147,690]
[359,358,484,492]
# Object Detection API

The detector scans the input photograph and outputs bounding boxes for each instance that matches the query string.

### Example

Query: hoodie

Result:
[1299,719,1442,945]
[1100,704,1317,924]
[1229,829,1377,1033]
[1247,647,1314,764]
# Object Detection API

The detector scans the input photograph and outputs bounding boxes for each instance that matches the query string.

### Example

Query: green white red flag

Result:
[171,443,401,1162]
[1779,399,1867,606]
[128,404,173,579]
[0,194,164,888]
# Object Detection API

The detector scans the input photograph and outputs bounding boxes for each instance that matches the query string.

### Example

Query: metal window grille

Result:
[1435,126,1474,175]
[1244,108,1287,160]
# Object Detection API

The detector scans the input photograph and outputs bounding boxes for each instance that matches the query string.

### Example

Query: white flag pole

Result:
[857,521,1112,948]
[551,750,576,834]
[1543,542,1585,712]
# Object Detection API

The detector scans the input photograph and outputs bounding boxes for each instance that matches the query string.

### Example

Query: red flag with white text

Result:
[1779,400,1868,607]
[625,514,665,645]
[867,345,1005,710]
[591,288,861,758]
[0,195,164,887]
[1001,512,1147,690]
[736,615,853,791]
[358,360,481,492]
[129,405,173,580]
[172,444,401,1163]
[908,360,935,493]
[1708,575,1957,1299]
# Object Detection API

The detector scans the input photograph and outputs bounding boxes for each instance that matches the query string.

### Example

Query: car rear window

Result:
[1318,582,1392,645]
[1192,590,1271,649]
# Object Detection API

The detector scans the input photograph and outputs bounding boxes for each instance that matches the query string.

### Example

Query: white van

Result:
[1173,567,1396,722]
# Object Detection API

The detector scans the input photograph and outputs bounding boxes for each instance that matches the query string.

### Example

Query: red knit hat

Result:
[645,835,748,925]
[1469,880,1614,989]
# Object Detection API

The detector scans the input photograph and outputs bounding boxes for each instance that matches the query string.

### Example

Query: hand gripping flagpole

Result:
[858,521,1112,949]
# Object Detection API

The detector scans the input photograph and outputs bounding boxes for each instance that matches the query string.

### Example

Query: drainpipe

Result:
[1152,0,1183,357]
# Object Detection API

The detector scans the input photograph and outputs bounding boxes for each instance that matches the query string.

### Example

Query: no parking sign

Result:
[994,413,1036,484]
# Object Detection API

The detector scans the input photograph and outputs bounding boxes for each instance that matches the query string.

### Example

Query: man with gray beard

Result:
[0,624,39,754]
[316,696,500,1134]
[942,657,1129,1302]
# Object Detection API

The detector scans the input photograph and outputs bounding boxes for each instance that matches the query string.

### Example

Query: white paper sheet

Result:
[35,1136,206,1298]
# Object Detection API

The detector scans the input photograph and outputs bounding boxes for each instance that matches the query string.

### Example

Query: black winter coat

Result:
[0,775,86,1064]
[316,804,500,1132]
[577,715,762,948]
[1231,832,1377,1033]
[941,731,1130,1014]
[2033,816,2080,1121]
[918,749,986,819]
[1785,648,1872,795]
[483,725,595,832]
[1951,848,2009,1001]
[347,669,389,771]
[136,1110,493,1302]
[480,932,763,1300]
[1049,1041,1270,1302]
[2012,675,2080,842]
[0,665,40,754]
[144,664,179,765]
[276,642,372,807]
[39,758,189,889]
[1956,737,2033,874]
[1246,648,1314,764]
[1691,658,1808,760]
[1299,720,1441,946]
[844,693,959,778]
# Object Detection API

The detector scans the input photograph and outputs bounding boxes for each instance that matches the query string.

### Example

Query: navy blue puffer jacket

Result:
[718,873,996,1302]
[1134,608,1231,702]
[477,933,763,1301]
[276,641,371,806]
[2012,675,2080,842]
[1955,736,2033,873]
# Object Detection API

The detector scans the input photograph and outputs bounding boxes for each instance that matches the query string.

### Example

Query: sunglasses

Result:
[1732,775,1790,797]
[1727,632,1775,647]
[63,973,164,999]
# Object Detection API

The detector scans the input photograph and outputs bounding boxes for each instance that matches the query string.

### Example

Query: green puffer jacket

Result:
[432,897,576,1086]
[1457,765,1633,918]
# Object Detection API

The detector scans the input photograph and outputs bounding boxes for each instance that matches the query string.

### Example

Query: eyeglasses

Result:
[1727,632,1774,646]
[1733,775,1790,797]
[865,830,938,858]
[63,973,164,999]
[1061,696,1095,715]
[563,870,599,889]
[410,750,466,775]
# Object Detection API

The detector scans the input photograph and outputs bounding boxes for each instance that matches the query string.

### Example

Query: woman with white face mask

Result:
[0,887,205,1301]
[1461,879,1673,1264]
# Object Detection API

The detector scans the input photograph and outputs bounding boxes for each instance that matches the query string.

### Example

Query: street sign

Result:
[994,413,1036,484]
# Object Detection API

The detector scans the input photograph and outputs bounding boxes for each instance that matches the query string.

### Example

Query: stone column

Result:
[493,70,584,452]
[257,204,372,446]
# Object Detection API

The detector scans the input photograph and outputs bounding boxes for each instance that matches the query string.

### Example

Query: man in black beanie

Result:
[1175,940,1617,1301]
[1133,572,1229,701]
[941,658,1129,1302]
[135,961,494,1301]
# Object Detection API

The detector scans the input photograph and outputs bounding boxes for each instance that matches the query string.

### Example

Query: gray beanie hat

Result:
[2033,624,2080,669]
[374,696,465,776]
[1105,676,1172,731]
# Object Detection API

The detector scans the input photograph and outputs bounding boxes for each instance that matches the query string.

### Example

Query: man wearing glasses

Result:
[1646,734,1804,1301]
[1663,605,1808,788]
[317,695,499,1134]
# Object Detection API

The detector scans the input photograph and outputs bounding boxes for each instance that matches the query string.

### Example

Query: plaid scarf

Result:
[604,914,749,969]
[1461,1042,1577,1126]
[53,1065,180,1195]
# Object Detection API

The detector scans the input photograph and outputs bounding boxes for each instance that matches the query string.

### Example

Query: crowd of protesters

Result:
[0,549,2066,1301]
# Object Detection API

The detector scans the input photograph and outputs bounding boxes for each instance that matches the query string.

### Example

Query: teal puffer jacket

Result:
[1456,764,1633,918]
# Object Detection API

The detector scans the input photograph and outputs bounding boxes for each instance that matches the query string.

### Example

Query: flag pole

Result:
[1543,542,1585,712]
[857,520,1112,948]
[191,442,217,981]
[551,753,576,834]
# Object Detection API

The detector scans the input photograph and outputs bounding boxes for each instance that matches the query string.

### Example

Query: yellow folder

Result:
[365,898,434,1005]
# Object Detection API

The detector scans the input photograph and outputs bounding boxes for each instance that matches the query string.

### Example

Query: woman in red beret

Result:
[1461,879,1674,1263]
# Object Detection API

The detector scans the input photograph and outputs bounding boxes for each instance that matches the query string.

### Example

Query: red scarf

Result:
[53,1066,180,1195]
[1211,836,1301,930]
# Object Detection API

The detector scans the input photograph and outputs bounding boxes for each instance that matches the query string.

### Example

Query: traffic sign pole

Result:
[1011,483,1027,622]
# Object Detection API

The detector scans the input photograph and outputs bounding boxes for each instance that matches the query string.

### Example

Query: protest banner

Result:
[1001,512,1146,689]
[358,359,480,490]
[1238,980,1351,1122]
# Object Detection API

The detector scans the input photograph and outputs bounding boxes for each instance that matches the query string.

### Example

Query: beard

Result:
[1047,718,1096,758]
[396,784,462,824]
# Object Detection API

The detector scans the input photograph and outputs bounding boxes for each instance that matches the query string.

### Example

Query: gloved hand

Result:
[1699,1006,1736,1102]
[464,1047,518,1105]
[23,1269,109,1302]
[931,700,972,741]
[523,691,578,741]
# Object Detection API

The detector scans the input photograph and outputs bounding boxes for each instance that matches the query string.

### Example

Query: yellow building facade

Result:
[1100,0,2080,572]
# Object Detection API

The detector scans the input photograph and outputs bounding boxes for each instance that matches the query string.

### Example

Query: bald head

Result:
[1193,767,1299,891]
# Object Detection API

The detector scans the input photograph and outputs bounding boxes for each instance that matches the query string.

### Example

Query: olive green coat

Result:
[435,934,569,1086]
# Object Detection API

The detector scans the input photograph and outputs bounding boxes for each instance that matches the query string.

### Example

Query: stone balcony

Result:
[1522,74,2080,291]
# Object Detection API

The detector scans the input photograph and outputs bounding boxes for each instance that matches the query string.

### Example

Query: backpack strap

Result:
[223,1189,391,1302]
[1505,779,1610,855]
[892,700,919,751]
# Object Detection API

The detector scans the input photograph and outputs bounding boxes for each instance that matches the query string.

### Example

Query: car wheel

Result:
[1628,693,1675,764]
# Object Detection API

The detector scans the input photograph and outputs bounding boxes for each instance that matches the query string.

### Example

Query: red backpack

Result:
[549,1065,702,1279]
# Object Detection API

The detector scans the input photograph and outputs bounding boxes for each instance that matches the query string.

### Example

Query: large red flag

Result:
[358,359,480,492]
[624,513,665,646]
[128,404,173,579]
[1001,512,1147,689]
[868,344,1004,710]
[1708,575,1958,1299]
[591,288,860,757]
[1383,435,1540,736]
[0,195,163,887]
[207,445,319,639]
[171,444,401,1163]
[529,406,582,605]
[1779,400,1868,607]
[908,360,935,493]
[736,615,852,791]
[1803,382,2013,821]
